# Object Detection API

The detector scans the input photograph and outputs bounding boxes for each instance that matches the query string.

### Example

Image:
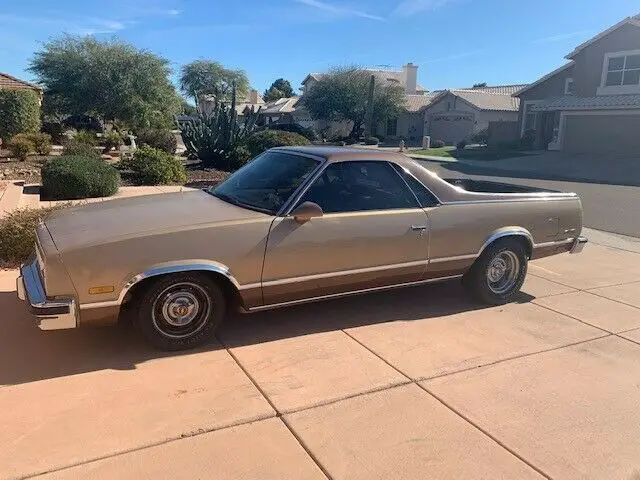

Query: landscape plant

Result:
[7,135,34,161]
[244,130,310,157]
[125,146,187,185]
[42,155,120,199]
[0,90,41,142]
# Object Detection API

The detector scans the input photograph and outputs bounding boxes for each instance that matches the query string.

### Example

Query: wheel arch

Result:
[478,227,534,259]
[121,261,245,309]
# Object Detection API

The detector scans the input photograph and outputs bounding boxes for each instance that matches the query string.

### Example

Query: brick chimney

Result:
[248,89,259,104]
[403,63,418,94]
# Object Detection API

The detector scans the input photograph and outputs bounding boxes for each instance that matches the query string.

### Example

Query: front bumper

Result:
[16,255,78,330]
[570,236,588,254]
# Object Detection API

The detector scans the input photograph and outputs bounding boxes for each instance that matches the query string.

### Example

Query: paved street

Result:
[416,159,640,238]
[2,238,640,479]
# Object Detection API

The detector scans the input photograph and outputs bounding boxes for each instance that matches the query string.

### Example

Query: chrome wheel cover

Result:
[152,282,211,339]
[486,250,520,294]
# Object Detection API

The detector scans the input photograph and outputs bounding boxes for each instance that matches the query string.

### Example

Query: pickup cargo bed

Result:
[443,178,557,194]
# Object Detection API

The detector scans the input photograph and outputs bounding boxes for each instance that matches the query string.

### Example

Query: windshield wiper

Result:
[209,190,274,215]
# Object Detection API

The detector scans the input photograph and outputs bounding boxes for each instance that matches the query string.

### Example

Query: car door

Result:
[261,160,430,305]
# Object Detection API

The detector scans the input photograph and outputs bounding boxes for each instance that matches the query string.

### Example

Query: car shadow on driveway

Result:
[0,281,533,387]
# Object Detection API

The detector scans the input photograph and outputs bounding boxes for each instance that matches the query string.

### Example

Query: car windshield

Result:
[209,151,320,214]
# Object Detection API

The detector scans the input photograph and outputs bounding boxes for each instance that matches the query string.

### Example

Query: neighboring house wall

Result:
[570,23,640,97]
[516,64,575,131]
[397,113,424,142]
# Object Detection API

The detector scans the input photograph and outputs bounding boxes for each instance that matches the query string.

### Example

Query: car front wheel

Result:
[464,238,528,305]
[134,272,226,351]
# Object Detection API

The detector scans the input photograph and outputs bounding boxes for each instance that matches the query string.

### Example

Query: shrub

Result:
[0,90,40,142]
[456,140,467,150]
[520,129,536,149]
[136,129,177,154]
[431,139,445,148]
[266,123,318,141]
[102,131,124,152]
[42,156,120,200]
[363,136,379,145]
[471,128,489,145]
[74,130,98,146]
[0,206,67,268]
[127,147,186,185]
[62,139,100,158]
[229,145,253,170]
[244,130,311,157]
[7,135,34,161]
[23,132,52,155]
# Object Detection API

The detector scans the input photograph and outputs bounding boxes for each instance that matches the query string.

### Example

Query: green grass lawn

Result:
[412,146,537,161]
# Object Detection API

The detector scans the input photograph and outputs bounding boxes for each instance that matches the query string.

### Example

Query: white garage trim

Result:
[555,109,640,150]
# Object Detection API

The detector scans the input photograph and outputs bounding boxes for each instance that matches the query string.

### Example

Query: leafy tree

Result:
[472,82,488,88]
[179,60,249,106]
[302,67,406,138]
[29,35,179,130]
[263,78,294,101]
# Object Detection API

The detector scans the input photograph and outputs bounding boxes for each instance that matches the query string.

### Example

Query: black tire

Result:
[134,272,226,351]
[463,238,528,305]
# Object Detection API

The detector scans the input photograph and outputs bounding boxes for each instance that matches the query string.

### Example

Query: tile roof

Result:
[0,73,42,91]
[262,97,301,114]
[405,92,441,112]
[531,94,640,111]
[467,84,529,95]
[443,89,520,111]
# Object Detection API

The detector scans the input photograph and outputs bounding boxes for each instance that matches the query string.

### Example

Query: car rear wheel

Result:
[463,238,528,305]
[134,272,226,351]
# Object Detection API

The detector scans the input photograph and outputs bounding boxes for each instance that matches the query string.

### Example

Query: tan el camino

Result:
[17,147,587,350]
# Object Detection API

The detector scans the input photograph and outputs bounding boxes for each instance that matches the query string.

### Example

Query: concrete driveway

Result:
[2,241,640,479]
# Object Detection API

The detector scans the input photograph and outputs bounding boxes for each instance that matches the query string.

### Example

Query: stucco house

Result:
[0,72,43,104]
[420,86,524,145]
[514,13,640,154]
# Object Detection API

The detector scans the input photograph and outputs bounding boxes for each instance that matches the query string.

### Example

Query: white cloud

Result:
[392,0,455,16]
[294,0,384,21]
[532,30,590,44]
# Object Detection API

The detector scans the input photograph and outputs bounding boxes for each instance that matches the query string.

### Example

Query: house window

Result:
[386,118,397,136]
[564,78,574,94]
[605,53,640,86]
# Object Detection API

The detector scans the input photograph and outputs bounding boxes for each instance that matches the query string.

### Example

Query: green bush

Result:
[136,129,177,154]
[127,146,186,185]
[102,131,124,152]
[0,90,40,142]
[244,130,310,157]
[266,123,318,141]
[23,132,52,155]
[42,156,120,200]
[0,206,66,268]
[62,138,100,157]
[42,121,64,144]
[471,128,489,145]
[74,130,98,146]
[456,140,467,150]
[7,135,34,161]
[520,129,536,149]
[363,137,379,145]
[431,139,446,148]
[229,145,253,170]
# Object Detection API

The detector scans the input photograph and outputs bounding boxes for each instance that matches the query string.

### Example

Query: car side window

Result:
[390,163,439,207]
[298,161,419,213]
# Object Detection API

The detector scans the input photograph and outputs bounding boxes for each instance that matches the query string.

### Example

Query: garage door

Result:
[429,113,474,145]
[563,114,640,154]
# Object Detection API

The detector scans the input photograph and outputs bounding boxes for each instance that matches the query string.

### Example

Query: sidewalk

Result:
[1,231,640,479]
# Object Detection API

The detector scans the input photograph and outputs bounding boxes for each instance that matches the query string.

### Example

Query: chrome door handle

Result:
[411,225,427,231]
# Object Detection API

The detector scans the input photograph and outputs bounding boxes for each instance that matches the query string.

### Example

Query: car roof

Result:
[271,146,412,164]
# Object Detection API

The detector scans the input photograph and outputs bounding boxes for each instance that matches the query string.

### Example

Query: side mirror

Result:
[291,201,323,223]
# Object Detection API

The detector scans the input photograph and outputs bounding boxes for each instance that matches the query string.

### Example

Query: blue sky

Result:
[2,0,639,95]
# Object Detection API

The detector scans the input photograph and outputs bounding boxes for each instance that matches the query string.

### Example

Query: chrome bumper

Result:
[570,236,588,254]
[16,256,78,330]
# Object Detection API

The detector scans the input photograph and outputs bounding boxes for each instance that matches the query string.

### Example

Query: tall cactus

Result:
[177,84,260,170]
